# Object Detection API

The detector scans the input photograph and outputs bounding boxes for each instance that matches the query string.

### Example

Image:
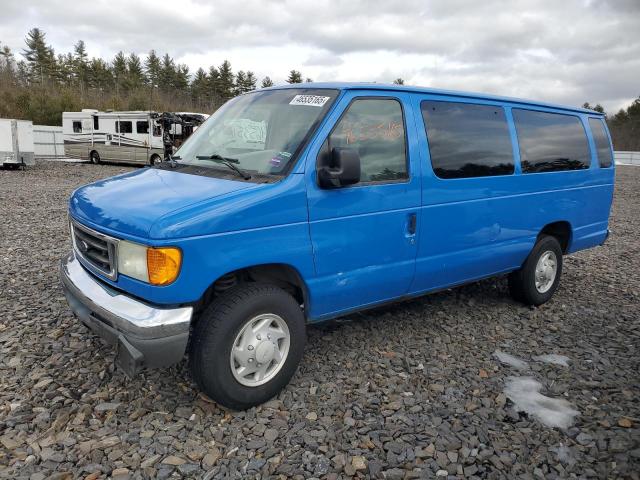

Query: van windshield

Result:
[174,89,339,177]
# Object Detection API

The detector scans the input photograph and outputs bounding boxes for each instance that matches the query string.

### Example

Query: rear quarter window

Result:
[421,101,514,179]
[513,109,590,173]
[588,118,613,168]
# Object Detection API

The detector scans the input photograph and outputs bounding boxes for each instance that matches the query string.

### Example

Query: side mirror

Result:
[317,147,361,188]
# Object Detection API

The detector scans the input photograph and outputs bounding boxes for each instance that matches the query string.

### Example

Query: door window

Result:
[327,98,407,182]
[72,121,82,133]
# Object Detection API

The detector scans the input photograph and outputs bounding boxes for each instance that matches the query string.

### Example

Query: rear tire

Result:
[190,283,306,410]
[90,151,100,164]
[509,235,563,306]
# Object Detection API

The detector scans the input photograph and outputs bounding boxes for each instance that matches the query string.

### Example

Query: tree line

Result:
[0,28,638,151]
[0,28,316,125]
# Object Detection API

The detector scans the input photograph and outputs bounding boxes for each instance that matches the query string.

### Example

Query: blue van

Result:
[60,83,614,409]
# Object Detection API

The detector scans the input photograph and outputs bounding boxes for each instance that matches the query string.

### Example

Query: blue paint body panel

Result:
[68,83,614,320]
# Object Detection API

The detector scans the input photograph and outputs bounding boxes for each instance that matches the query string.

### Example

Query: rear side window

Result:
[116,121,133,134]
[588,118,613,168]
[421,101,514,179]
[72,121,82,133]
[328,98,407,182]
[513,109,590,173]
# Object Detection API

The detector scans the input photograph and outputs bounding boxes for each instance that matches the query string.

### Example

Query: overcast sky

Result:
[1,0,639,112]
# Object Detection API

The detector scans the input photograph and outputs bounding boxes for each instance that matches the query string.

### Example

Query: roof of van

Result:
[264,82,601,116]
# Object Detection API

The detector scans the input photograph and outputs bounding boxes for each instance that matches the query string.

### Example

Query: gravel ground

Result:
[1,160,638,479]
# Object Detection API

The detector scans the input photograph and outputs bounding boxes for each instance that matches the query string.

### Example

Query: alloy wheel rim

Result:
[535,250,557,293]
[230,313,290,387]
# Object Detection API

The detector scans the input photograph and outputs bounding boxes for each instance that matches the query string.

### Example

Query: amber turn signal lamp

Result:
[147,247,182,285]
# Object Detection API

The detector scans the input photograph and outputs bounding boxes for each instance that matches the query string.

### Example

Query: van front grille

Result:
[71,221,118,280]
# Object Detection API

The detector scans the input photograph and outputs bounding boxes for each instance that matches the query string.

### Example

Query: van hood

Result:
[69,167,256,238]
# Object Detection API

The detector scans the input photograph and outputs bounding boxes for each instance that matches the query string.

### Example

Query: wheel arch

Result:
[194,263,310,320]
[539,220,572,254]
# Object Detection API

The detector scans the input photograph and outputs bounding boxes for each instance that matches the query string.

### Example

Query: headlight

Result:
[117,240,182,286]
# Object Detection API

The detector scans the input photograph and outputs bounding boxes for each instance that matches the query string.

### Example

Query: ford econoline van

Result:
[60,83,614,409]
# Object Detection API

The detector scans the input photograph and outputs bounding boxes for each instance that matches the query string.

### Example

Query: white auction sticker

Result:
[289,95,331,107]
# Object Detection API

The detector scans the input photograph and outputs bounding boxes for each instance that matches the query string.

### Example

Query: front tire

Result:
[190,283,306,410]
[90,151,100,164]
[149,154,162,166]
[509,235,563,306]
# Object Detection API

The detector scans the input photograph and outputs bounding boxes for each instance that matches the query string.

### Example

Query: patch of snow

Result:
[533,354,570,367]
[504,376,579,429]
[494,350,529,370]
[550,444,575,465]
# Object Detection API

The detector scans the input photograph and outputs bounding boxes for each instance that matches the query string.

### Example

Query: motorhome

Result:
[62,110,208,165]
[0,118,35,169]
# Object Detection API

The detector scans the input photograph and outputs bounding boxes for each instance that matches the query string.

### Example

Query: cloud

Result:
[1,0,639,112]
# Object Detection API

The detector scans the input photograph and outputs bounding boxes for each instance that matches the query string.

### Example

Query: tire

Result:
[149,154,162,166]
[90,151,100,164]
[509,235,563,306]
[190,283,306,410]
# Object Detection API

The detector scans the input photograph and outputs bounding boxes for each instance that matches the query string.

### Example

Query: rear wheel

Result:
[90,151,100,164]
[509,235,563,306]
[190,283,306,410]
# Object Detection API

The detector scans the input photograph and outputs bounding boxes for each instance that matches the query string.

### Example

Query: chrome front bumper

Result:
[60,252,192,376]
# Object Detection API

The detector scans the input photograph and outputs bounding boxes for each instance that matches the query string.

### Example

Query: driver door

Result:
[305,91,422,319]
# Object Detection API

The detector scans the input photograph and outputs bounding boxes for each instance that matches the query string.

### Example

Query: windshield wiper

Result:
[195,154,251,180]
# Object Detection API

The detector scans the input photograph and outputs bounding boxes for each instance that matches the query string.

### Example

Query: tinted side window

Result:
[513,109,590,173]
[72,121,82,133]
[137,121,149,134]
[329,98,407,182]
[421,101,514,179]
[116,121,133,134]
[93,116,99,130]
[588,118,613,168]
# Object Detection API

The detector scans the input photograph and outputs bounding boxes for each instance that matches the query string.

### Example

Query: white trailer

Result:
[0,119,35,169]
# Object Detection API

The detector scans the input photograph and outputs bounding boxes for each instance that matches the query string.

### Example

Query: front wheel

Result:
[190,283,306,410]
[90,151,100,164]
[149,154,162,166]
[509,235,563,306]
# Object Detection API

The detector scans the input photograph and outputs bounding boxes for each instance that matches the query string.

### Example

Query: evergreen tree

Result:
[286,70,303,83]
[233,70,247,95]
[261,76,274,88]
[73,40,89,87]
[144,50,161,86]
[244,71,257,91]
[87,58,112,90]
[159,53,176,91]
[191,67,208,102]
[217,60,234,98]
[22,27,56,83]
[174,64,190,92]
[207,66,220,99]
[393,78,405,85]
[112,51,128,93]
[127,53,145,90]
